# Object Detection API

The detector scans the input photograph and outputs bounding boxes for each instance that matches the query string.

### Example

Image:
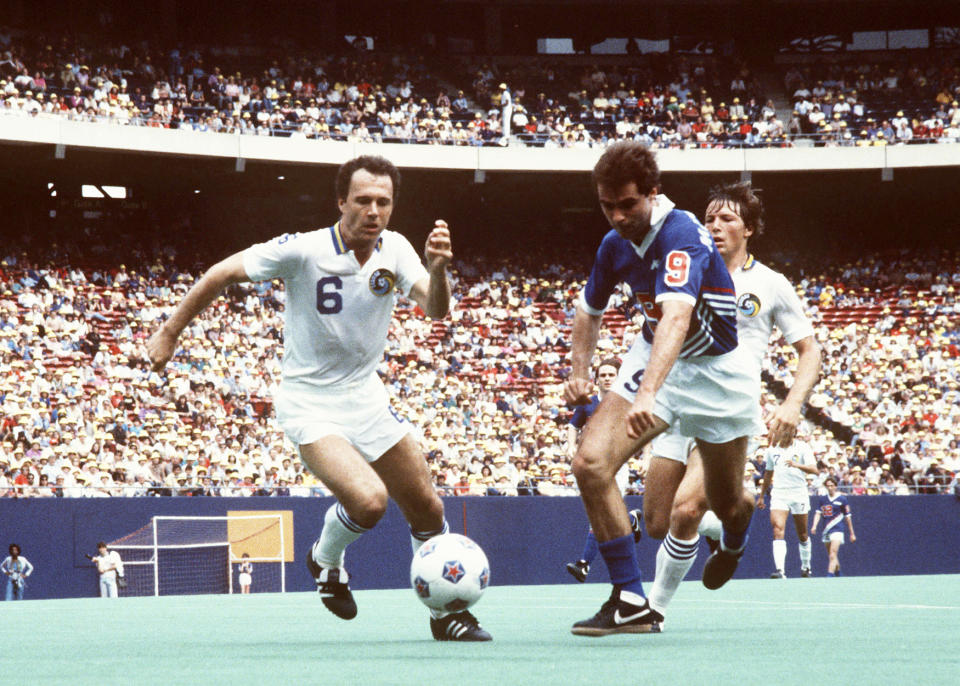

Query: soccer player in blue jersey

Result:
[810,477,856,576]
[567,141,763,636]
[147,155,491,641]
[564,358,643,583]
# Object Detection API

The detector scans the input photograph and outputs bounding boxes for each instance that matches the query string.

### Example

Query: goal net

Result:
[109,514,286,596]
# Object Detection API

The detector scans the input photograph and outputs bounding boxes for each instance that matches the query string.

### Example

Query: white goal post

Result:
[109,514,286,596]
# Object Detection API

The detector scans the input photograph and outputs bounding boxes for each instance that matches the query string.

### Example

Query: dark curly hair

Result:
[335,155,401,203]
[592,141,660,195]
[706,181,765,237]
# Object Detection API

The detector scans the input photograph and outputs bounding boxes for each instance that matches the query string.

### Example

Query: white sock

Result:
[799,538,812,569]
[772,539,787,574]
[698,510,723,541]
[410,519,449,554]
[313,503,369,568]
[647,533,700,617]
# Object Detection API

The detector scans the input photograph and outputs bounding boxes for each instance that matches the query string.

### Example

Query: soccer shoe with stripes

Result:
[770,570,785,579]
[566,559,590,583]
[629,509,644,543]
[801,567,813,578]
[305,544,357,620]
[430,611,492,641]
[571,589,663,636]
[702,547,743,590]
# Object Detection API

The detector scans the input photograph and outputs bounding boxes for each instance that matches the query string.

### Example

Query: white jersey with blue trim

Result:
[732,255,814,369]
[579,195,738,358]
[764,439,816,491]
[243,223,428,391]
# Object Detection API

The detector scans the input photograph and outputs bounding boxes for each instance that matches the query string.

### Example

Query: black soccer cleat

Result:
[702,547,743,590]
[801,567,812,578]
[306,542,357,620]
[430,610,492,641]
[571,589,663,636]
[629,509,644,543]
[566,559,590,583]
[770,570,785,579]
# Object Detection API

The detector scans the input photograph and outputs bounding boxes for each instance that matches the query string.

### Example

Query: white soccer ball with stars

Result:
[411,533,490,612]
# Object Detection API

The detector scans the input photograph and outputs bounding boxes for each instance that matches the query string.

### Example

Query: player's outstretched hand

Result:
[146,326,178,373]
[564,376,593,406]
[425,220,453,272]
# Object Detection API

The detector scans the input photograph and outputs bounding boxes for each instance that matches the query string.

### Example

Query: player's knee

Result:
[669,498,704,536]
[571,449,608,488]
[350,487,389,528]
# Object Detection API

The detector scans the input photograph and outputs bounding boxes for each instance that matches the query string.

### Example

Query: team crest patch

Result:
[369,268,395,296]
[737,293,761,317]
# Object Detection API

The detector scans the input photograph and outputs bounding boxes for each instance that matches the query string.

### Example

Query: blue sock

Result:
[721,509,753,553]
[580,530,599,564]
[598,534,645,597]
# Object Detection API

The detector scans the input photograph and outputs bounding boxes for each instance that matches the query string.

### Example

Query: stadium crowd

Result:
[1,236,959,499]
[2,28,959,148]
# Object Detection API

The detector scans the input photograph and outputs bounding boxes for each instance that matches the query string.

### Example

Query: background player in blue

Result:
[147,155,490,641]
[566,141,762,636]
[810,477,856,576]
[564,358,643,583]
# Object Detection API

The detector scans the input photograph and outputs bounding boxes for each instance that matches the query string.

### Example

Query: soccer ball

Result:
[410,533,490,612]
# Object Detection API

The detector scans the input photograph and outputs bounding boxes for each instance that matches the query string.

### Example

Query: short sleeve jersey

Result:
[569,395,600,430]
[763,439,817,491]
[732,256,815,368]
[816,492,851,535]
[579,195,738,357]
[243,223,428,390]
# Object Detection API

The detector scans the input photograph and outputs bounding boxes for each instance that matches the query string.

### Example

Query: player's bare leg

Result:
[769,508,789,577]
[642,457,687,540]
[793,512,813,576]
[696,436,754,589]
[300,436,389,619]
[647,450,710,618]
[571,393,666,635]
[372,434,491,641]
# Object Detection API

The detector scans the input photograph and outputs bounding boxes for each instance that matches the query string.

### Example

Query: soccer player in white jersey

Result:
[147,155,491,641]
[757,435,818,577]
[642,182,821,623]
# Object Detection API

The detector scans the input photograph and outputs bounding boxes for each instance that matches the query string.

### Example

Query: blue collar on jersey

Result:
[329,221,383,255]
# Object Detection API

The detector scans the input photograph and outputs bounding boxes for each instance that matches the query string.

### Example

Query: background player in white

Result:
[566,142,762,636]
[643,182,821,622]
[757,435,819,578]
[147,155,490,641]
[564,358,643,583]
[238,553,253,594]
[810,476,856,576]
[92,541,125,598]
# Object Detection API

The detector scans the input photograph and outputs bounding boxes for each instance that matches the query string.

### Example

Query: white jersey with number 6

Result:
[243,223,428,392]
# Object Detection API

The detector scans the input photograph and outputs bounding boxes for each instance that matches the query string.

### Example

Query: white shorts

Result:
[613,338,763,445]
[770,491,810,515]
[650,430,696,465]
[822,530,845,545]
[238,572,252,587]
[615,463,631,495]
[275,374,413,461]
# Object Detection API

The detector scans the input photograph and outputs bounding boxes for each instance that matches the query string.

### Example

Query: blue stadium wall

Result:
[1,495,957,600]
